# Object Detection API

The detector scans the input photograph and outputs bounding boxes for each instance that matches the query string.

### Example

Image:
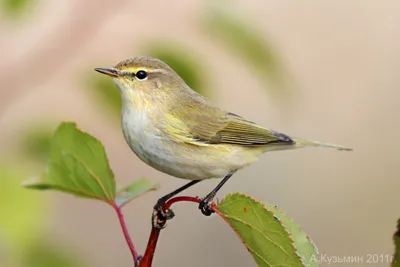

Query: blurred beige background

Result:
[1,1,399,267]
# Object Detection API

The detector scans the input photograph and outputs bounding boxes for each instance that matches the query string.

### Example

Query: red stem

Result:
[113,203,139,266]
[163,196,200,210]
[138,226,160,267]
[139,196,218,267]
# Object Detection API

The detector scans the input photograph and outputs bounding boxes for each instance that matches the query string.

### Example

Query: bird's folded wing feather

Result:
[173,105,294,146]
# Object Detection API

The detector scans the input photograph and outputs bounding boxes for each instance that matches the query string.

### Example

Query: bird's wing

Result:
[177,107,294,146]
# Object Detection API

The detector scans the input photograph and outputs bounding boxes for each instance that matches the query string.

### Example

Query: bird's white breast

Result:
[121,106,157,164]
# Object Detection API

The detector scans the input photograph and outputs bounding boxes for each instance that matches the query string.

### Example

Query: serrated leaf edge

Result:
[21,122,117,204]
[217,192,311,267]
[60,122,116,200]
[265,203,319,267]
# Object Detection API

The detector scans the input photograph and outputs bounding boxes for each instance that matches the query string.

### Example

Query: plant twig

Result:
[139,196,218,267]
[163,196,201,210]
[113,203,139,266]
[138,225,160,267]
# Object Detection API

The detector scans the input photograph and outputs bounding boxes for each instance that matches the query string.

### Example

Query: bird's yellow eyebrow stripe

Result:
[120,67,149,73]
[117,67,169,75]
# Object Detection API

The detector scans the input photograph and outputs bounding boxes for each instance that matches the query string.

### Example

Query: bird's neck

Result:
[121,90,167,117]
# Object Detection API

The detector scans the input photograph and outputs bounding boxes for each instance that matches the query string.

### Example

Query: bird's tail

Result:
[292,137,352,151]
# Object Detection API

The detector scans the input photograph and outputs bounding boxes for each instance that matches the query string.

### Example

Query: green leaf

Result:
[393,219,400,267]
[266,204,319,267]
[22,239,87,267]
[145,42,208,96]
[22,122,116,204]
[217,193,317,267]
[202,9,288,92]
[87,73,122,119]
[115,178,159,207]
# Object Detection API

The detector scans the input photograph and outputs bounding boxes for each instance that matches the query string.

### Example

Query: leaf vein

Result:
[224,214,294,259]
[64,149,111,200]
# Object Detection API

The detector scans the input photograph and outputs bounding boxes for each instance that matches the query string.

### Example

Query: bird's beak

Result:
[94,68,121,78]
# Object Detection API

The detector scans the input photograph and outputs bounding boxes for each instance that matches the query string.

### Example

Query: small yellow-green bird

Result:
[95,56,351,219]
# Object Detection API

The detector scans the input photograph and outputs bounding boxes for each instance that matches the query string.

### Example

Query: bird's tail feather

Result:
[292,137,352,151]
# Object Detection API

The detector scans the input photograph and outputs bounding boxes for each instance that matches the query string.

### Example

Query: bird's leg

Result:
[152,180,202,228]
[199,171,236,216]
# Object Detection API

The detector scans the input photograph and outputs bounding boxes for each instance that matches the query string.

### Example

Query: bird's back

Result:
[165,88,295,149]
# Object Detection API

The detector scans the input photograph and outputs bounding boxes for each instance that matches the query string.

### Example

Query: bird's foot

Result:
[198,196,215,216]
[135,255,143,266]
[152,200,175,229]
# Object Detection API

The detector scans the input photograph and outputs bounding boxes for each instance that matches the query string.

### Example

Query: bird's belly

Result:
[124,133,232,180]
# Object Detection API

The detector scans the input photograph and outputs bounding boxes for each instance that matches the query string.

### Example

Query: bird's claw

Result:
[152,202,175,229]
[199,198,215,216]
[135,255,143,266]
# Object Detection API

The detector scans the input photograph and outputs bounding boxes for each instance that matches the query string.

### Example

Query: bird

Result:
[94,56,351,224]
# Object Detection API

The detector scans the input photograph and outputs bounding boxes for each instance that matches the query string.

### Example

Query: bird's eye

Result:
[135,70,148,80]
